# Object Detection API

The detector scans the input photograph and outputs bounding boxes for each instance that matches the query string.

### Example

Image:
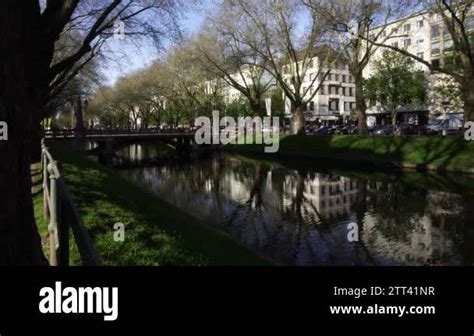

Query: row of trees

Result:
[89,0,472,135]
[0,0,194,265]
[87,41,287,129]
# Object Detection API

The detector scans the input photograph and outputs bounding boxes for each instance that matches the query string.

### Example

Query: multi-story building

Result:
[282,56,357,124]
[365,8,474,125]
[203,55,355,124]
[196,8,473,127]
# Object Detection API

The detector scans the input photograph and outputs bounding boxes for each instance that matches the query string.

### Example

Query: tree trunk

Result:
[355,75,368,135]
[293,104,306,135]
[463,79,474,123]
[74,97,85,137]
[249,98,264,117]
[0,1,47,265]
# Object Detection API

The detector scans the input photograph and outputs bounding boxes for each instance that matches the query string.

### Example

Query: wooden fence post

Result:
[48,161,59,267]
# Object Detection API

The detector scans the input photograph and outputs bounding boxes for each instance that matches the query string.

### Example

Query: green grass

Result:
[40,143,269,266]
[227,135,474,173]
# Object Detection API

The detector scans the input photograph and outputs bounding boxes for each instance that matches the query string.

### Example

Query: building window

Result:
[320,85,325,95]
[349,87,354,96]
[392,27,399,35]
[404,24,411,32]
[329,85,338,95]
[431,42,440,56]
[308,59,314,68]
[350,102,356,110]
[404,38,411,47]
[392,41,399,48]
[432,59,441,69]
[334,74,339,81]
[431,25,440,39]
[416,38,424,44]
[309,101,315,111]
[382,30,387,37]
[329,99,339,112]
[417,20,424,28]
[344,102,350,111]
[417,52,424,60]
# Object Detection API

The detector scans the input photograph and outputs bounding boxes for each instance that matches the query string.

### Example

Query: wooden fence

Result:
[41,140,101,266]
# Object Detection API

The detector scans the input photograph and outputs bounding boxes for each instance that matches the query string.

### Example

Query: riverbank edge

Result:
[225,135,474,175]
[38,143,269,266]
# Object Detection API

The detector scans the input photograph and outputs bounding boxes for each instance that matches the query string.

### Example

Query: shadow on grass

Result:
[227,135,474,173]
[48,143,269,266]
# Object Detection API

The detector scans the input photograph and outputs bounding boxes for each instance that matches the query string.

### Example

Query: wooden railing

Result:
[41,140,101,266]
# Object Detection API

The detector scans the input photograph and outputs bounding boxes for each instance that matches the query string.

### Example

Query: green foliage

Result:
[365,50,427,117]
[225,98,252,118]
[269,87,285,120]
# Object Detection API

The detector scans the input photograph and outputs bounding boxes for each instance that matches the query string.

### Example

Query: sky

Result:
[102,1,215,86]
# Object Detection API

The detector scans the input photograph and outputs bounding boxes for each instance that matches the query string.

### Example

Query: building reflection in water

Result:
[117,147,473,266]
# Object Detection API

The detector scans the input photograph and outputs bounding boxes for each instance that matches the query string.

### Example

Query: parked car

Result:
[424,115,463,135]
[397,123,420,135]
[348,126,359,135]
[368,125,384,135]
[334,125,354,135]
[374,124,396,135]
[313,126,335,135]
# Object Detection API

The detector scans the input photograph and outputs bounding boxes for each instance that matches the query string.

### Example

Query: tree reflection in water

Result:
[117,146,474,266]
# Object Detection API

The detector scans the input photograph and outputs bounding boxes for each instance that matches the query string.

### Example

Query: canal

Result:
[110,143,474,266]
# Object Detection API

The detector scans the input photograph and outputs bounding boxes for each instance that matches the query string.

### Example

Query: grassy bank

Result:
[36,143,268,266]
[226,135,474,173]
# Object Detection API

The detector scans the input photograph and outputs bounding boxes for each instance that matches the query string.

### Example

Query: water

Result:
[115,144,474,266]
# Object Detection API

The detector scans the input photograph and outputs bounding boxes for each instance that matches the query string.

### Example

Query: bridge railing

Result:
[41,140,101,266]
[44,127,195,138]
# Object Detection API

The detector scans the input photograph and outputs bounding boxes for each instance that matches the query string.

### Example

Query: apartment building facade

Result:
[365,8,474,125]
[203,55,355,124]
[280,56,357,124]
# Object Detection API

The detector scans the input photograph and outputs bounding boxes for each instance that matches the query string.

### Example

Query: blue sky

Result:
[102,1,215,85]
